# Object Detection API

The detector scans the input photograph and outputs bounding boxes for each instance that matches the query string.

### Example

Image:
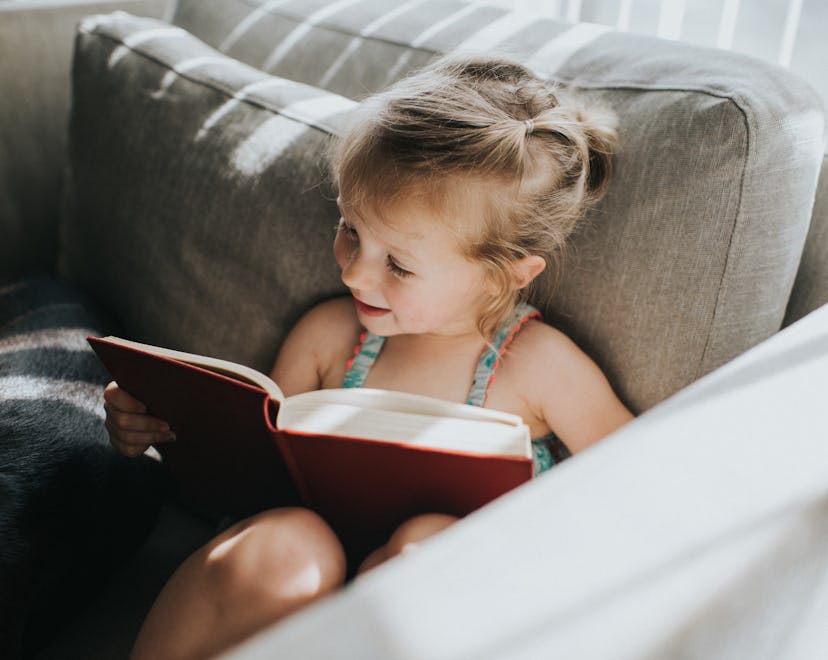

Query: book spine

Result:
[263,396,315,508]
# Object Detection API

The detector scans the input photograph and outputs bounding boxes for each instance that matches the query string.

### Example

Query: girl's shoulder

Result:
[501,318,604,396]
[301,296,362,387]
[502,318,633,451]
[292,295,362,354]
[301,295,360,328]
[508,318,583,364]
[271,296,361,394]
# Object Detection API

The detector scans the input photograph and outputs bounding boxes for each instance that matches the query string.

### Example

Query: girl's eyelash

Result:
[336,221,358,238]
[386,258,414,279]
[336,220,411,278]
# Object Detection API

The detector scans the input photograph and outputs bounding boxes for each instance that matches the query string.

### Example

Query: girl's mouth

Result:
[353,298,391,317]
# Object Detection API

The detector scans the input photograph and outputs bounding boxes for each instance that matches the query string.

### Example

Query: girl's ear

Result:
[511,255,546,289]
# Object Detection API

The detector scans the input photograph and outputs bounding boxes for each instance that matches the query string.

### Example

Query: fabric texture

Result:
[342,329,383,390]
[171,0,826,412]
[0,278,166,656]
[784,153,828,326]
[59,12,356,373]
[465,302,542,408]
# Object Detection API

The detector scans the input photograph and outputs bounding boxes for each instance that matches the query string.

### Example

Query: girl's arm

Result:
[525,323,634,454]
[269,296,361,397]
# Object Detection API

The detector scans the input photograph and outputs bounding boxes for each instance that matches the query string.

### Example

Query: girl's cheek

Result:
[384,287,412,311]
[333,234,351,269]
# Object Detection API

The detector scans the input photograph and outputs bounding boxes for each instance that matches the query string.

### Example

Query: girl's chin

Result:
[357,314,409,338]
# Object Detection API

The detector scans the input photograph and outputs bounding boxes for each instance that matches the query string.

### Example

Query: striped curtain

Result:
[471,0,827,110]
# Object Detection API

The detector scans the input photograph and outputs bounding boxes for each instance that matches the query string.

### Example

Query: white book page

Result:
[279,395,530,457]
[284,387,524,426]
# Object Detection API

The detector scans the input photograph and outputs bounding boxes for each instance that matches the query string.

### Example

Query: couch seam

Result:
[230,0,789,103]
[698,102,751,381]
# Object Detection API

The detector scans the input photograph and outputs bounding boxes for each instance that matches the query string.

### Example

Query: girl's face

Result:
[333,195,494,339]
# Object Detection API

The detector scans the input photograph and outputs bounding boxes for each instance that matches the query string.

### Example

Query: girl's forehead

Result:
[344,183,490,240]
[358,204,440,258]
[348,198,477,263]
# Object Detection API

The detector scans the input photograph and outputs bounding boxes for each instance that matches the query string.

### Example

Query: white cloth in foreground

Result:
[226,304,828,660]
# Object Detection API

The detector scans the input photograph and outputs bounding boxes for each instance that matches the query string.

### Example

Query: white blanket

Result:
[226,304,828,660]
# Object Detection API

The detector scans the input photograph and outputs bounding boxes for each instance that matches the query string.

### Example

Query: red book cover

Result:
[88,336,533,557]
[281,432,532,561]
[88,336,301,519]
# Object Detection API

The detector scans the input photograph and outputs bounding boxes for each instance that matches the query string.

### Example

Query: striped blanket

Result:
[0,278,166,657]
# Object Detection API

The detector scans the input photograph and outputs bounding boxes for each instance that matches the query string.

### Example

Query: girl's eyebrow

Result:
[338,200,422,263]
[372,211,426,261]
[386,241,418,264]
[380,225,421,263]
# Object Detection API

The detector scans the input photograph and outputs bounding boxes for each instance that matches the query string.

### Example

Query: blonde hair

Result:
[330,53,618,339]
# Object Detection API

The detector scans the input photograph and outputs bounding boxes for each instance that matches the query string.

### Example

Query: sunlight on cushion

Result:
[107,25,189,68]
[195,78,293,141]
[232,116,308,177]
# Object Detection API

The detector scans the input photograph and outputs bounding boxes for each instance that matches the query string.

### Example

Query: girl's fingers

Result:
[103,382,176,458]
[105,406,169,433]
[104,380,147,413]
[103,396,171,431]
[106,424,176,446]
[107,430,176,458]
[104,412,175,459]
[115,441,153,459]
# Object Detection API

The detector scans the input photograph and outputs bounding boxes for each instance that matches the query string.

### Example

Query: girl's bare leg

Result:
[131,507,346,660]
[358,513,458,574]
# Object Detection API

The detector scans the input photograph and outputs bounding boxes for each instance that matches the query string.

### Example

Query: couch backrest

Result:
[0,0,169,280]
[58,4,825,414]
[166,0,825,411]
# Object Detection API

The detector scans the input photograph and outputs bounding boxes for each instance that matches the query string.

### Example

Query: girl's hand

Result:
[103,381,175,458]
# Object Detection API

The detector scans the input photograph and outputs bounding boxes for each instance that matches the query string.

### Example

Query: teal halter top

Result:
[341,302,571,474]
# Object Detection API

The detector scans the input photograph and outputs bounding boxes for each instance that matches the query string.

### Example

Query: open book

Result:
[88,336,533,560]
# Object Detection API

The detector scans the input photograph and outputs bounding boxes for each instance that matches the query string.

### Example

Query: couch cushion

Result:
[171,0,826,412]
[784,153,828,326]
[59,12,355,372]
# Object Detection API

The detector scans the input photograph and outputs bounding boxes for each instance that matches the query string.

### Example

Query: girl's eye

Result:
[336,220,358,240]
[386,258,414,279]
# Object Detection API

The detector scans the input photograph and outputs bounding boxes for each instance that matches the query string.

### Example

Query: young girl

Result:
[105,54,633,659]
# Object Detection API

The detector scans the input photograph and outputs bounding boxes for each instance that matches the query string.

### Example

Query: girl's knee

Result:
[204,507,346,609]
[386,513,459,557]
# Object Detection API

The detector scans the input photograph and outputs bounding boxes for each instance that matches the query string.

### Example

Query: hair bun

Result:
[572,103,618,200]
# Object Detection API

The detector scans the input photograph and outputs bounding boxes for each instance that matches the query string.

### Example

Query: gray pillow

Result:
[59,12,356,373]
[171,0,826,412]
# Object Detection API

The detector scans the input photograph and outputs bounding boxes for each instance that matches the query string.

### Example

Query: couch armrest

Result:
[0,0,169,280]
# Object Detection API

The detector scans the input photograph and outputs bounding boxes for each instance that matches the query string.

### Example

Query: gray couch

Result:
[1,0,825,657]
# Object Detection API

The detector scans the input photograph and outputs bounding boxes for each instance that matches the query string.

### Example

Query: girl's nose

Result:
[340,251,375,290]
